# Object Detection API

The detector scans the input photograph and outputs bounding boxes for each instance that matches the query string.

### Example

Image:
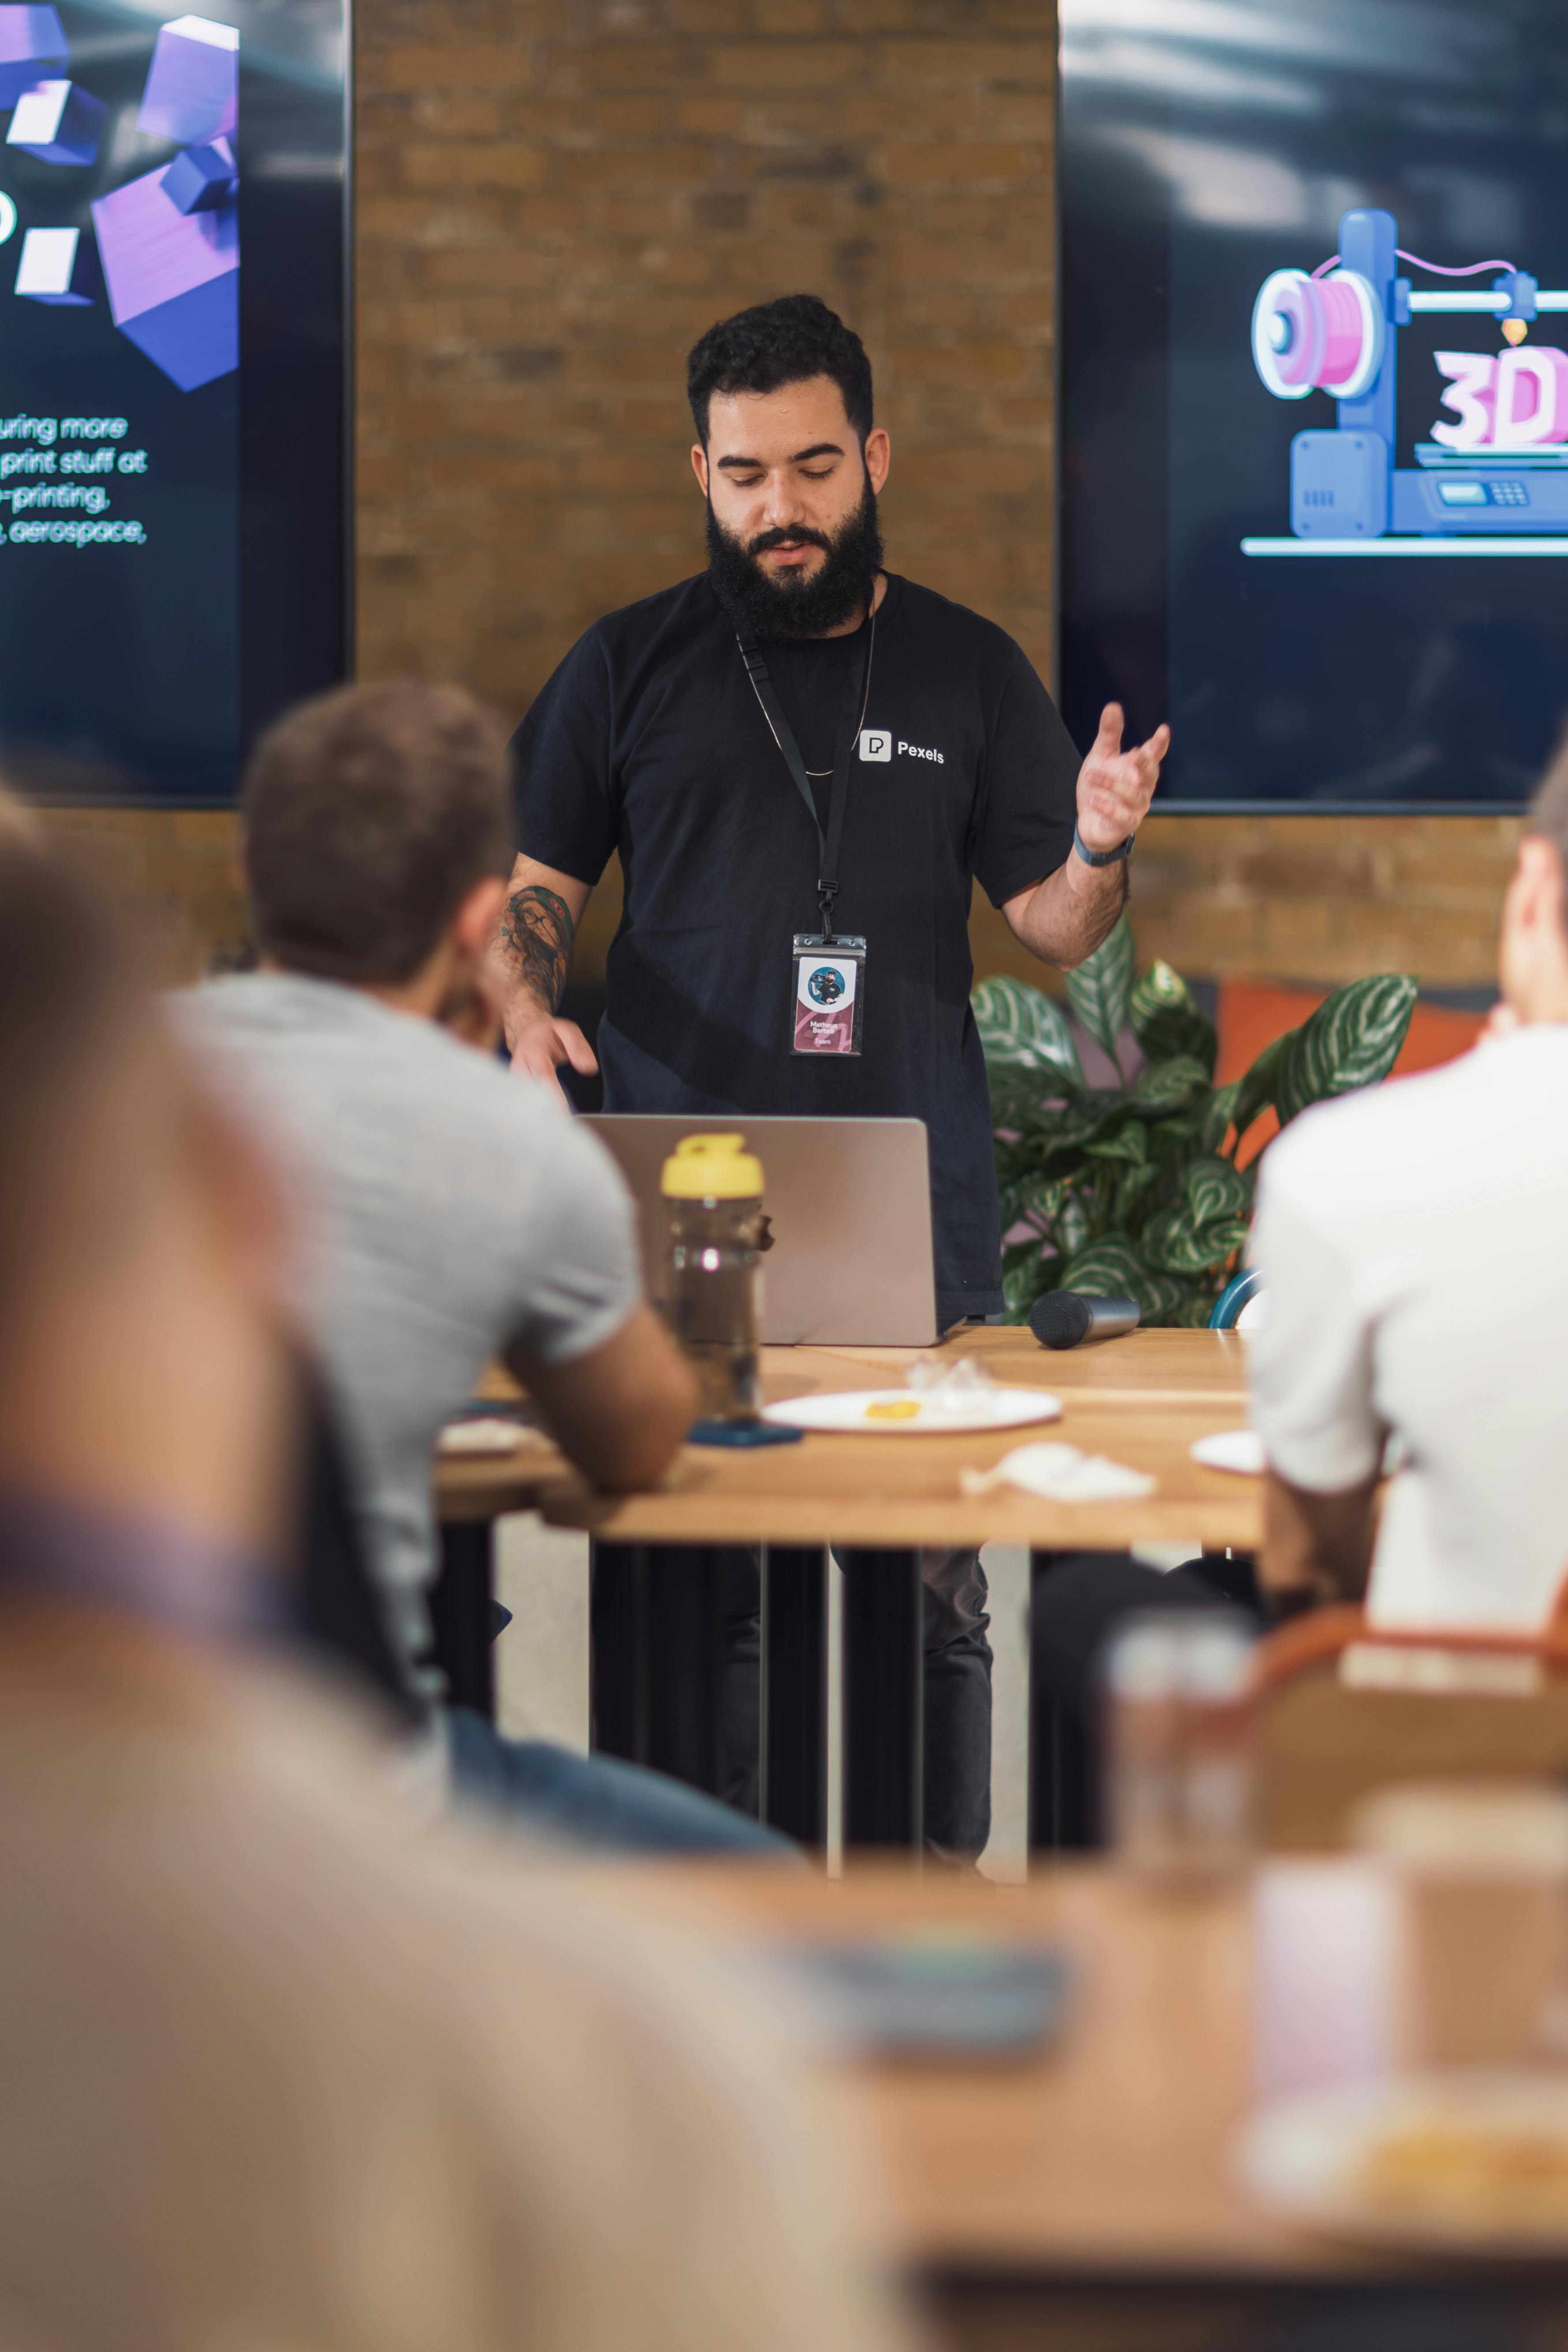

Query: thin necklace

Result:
[748,609,877,776]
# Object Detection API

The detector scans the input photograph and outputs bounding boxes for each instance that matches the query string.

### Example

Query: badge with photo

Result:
[791,932,866,1056]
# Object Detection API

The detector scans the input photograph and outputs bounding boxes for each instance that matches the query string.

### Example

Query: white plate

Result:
[438,1418,537,1456]
[762,1387,1063,1436]
[1237,2072,1568,2253]
[1191,1428,1266,1476]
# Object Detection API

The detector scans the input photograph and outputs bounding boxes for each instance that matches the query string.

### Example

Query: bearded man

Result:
[494,293,1169,1858]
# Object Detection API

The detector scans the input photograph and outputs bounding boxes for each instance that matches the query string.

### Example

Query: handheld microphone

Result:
[1028,1292,1141,1351]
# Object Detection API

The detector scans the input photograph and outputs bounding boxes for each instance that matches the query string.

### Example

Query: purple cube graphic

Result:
[137,13,236,146]
[0,3,67,106]
[15,222,88,303]
[161,136,236,214]
[8,77,105,165]
[92,158,236,390]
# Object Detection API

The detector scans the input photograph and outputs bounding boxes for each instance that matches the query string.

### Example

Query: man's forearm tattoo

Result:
[500,884,575,1012]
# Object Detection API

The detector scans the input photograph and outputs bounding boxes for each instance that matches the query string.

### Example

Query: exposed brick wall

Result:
[36,809,245,985]
[972,813,1522,994]
[354,0,1055,703]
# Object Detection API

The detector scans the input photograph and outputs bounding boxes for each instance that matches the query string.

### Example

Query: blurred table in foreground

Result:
[599,1860,1568,2352]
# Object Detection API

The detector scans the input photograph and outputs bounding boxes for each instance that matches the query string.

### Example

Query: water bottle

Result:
[1104,1611,1255,1882]
[660,1133,766,1422]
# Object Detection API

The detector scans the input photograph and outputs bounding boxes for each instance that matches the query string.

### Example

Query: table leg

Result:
[432,1521,496,1720]
[589,1542,732,1798]
[588,1541,646,1764]
[840,1548,924,1852]
[1028,1548,1100,1855]
[760,1546,827,1844]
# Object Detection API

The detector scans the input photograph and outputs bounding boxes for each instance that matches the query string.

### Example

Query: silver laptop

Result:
[584,1114,938,1346]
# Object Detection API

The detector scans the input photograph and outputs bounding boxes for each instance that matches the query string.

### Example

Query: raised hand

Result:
[1076,703,1170,853]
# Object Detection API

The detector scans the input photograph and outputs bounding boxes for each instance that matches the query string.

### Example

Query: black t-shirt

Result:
[513,571,1079,1324]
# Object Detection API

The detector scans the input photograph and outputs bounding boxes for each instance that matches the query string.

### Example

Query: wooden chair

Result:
[1253,1600,1568,1851]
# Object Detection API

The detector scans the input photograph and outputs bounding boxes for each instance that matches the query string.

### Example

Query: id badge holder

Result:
[792,933,866,1057]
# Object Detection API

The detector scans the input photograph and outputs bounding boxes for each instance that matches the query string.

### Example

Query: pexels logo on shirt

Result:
[859,729,944,766]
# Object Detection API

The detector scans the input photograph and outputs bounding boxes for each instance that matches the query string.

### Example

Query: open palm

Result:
[1077,703,1170,852]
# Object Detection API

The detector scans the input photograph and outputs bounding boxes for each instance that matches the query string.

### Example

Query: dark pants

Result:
[721,1546,994,1859]
[1030,1549,1263,1847]
[444,1706,797,1856]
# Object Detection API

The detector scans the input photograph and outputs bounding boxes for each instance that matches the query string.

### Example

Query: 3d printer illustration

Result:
[1249,206,1568,544]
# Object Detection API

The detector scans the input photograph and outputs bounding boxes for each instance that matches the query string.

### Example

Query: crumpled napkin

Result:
[961,1441,1156,1503]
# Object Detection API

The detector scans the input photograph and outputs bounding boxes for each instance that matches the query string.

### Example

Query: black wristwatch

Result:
[1073,823,1134,868]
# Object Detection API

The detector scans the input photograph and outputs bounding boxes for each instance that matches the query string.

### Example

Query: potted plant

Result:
[973,915,1417,1326]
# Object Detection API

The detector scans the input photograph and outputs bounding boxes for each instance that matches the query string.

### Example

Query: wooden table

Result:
[595,1861,1568,2350]
[541,1379,1257,1548]
[434,1330,1262,1851]
[546,1327,1258,1847]
[438,1326,1255,1548]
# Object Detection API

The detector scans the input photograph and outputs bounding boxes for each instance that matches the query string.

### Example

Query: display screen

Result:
[0,0,346,805]
[1060,0,1568,808]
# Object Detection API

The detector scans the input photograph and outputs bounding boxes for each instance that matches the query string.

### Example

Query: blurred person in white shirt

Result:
[1032,742,1568,1842]
[1250,734,1568,1628]
[0,815,907,2352]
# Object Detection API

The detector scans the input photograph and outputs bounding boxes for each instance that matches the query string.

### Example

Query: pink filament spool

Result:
[1253,268,1384,403]
[1315,277,1368,389]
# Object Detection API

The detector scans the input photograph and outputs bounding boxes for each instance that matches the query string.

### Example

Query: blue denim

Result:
[442,1706,797,1857]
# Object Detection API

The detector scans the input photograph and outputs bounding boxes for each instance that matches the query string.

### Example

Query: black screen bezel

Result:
[34,0,356,806]
[234,5,353,805]
[1055,3,1547,817]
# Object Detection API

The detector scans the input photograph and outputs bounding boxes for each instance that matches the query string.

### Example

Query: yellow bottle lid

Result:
[660,1132,764,1200]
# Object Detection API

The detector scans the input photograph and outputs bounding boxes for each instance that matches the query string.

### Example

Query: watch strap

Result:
[1074,823,1134,868]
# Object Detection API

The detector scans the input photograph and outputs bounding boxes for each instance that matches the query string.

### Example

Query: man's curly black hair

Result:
[686,294,874,446]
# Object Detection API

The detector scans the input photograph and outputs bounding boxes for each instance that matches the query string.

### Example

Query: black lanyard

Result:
[736,611,876,946]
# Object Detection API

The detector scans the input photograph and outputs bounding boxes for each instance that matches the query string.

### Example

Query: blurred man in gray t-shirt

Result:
[178,682,779,1853]
[181,968,640,1700]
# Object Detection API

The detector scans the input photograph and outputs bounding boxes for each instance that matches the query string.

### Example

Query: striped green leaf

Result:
[1055,1234,1148,1298]
[1085,1121,1148,1167]
[1056,1186,1094,1260]
[1028,1094,1141,1169]
[1113,1155,1168,1225]
[1230,1030,1291,1145]
[1184,1154,1251,1227]
[1133,1054,1209,1113]
[1001,1240,1055,1321]
[1001,1241,1048,1317]
[1200,1079,1241,1156]
[1141,1200,1250,1277]
[1055,1237,1194,1326]
[1064,914,1134,1058]
[1130,959,1218,1077]
[1274,974,1417,1129]
[972,975,1084,1088]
